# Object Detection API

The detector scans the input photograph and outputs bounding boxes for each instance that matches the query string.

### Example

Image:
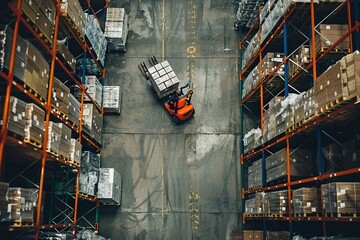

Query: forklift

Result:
[138,56,195,125]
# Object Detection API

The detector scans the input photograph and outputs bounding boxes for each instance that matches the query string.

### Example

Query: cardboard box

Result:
[243,230,254,240]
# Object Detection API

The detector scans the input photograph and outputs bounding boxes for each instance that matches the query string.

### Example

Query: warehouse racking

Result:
[0,0,108,238]
[239,0,360,238]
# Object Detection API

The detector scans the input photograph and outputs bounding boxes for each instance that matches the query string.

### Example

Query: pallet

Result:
[325,212,357,218]
[248,186,263,191]
[65,159,80,168]
[61,13,85,43]
[51,107,69,120]
[265,213,284,218]
[34,26,53,47]
[46,148,59,157]
[10,220,34,228]
[23,83,46,104]
[24,137,42,148]
[101,200,120,206]
[315,96,353,116]
[78,192,96,201]
[294,212,320,218]
[318,47,350,54]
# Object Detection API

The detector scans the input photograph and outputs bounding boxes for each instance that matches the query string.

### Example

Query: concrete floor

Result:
[100,0,241,239]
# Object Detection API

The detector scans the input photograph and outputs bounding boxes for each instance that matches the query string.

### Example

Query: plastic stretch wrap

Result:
[7,188,37,222]
[79,151,101,195]
[105,8,129,52]
[0,97,26,138]
[98,168,122,205]
[82,104,103,144]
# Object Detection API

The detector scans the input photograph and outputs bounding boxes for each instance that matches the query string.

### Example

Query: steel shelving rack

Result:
[239,0,360,238]
[0,0,108,239]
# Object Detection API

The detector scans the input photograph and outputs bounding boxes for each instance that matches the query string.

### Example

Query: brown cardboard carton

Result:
[243,230,254,240]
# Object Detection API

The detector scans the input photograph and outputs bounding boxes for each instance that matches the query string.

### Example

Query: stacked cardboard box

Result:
[84,75,103,107]
[8,188,37,223]
[266,148,313,183]
[46,121,62,154]
[147,60,180,98]
[242,31,259,68]
[236,0,264,28]
[243,128,262,153]
[243,230,264,240]
[25,103,45,144]
[36,0,55,43]
[105,8,129,52]
[322,182,360,216]
[339,52,360,101]
[79,151,101,195]
[0,25,27,81]
[266,231,290,240]
[97,168,122,205]
[103,86,121,114]
[69,93,80,127]
[263,96,283,142]
[264,190,288,215]
[293,188,321,215]
[56,123,71,159]
[60,0,87,36]
[69,139,82,165]
[248,159,263,188]
[244,192,265,215]
[9,0,39,25]
[52,77,70,116]
[0,182,10,223]
[83,104,103,144]
[86,14,107,65]
[242,64,259,98]
[314,24,350,53]
[56,41,76,72]
[261,52,284,78]
[0,96,26,137]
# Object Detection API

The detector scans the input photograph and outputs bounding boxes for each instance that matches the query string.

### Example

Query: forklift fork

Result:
[149,56,159,66]
[138,62,150,80]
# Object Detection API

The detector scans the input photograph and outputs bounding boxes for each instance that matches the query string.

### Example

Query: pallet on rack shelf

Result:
[23,83,47,104]
[9,219,34,228]
[24,137,42,148]
[46,148,59,157]
[293,212,320,218]
[316,96,355,116]
[324,212,357,218]
[61,13,85,43]
[318,47,351,54]
[51,107,69,120]
[78,192,97,201]
[64,159,80,168]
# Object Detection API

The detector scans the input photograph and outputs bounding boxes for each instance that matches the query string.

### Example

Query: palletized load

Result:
[322,182,360,216]
[0,182,10,222]
[69,93,80,127]
[46,121,62,155]
[82,104,103,144]
[243,127,262,153]
[79,151,101,196]
[293,188,321,216]
[105,7,129,52]
[60,0,87,36]
[86,14,107,65]
[147,60,180,99]
[244,192,265,215]
[56,40,76,71]
[52,77,70,116]
[97,168,122,205]
[84,75,103,107]
[264,190,288,216]
[25,103,45,145]
[313,24,350,53]
[103,86,121,114]
[265,148,313,183]
[7,187,37,223]
[56,123,71,159]
[0,96,26,138]
[248,159,263,188]
[69,139,82,166]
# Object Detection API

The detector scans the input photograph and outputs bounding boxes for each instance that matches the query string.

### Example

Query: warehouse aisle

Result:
[101,1,240,239]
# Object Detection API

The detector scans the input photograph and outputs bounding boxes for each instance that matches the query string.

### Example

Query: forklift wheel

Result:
[171,115,181,125]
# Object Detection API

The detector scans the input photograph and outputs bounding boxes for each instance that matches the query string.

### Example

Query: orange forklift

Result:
[139,57,195,125]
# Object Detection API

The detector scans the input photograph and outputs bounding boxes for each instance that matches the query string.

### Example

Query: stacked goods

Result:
[69,139,82,165]
[266,148,313,183]
[52,77,70,116]
[0,182,10,222]
[236,0,265,28]
[314,24,350,53]
[243,128,262,153]
[293,188,321,216]
[266,231,290,240]
[264,190,288,215]
[84,75,103,106]
[248,159,263,188]
[264,96,283,142]
[322,182,360,216]
[76,58,102,76]
[147,60,180,98]
[56,123,71,159]
[244,192,265,215]
[105,8,129,52]
[9,0,39,25]
[339,52,360,101]
[103,86,121,114]
[83,104,103,144]
[36,0,56,43]
[8,188,37,223]
[25,103,45,144]
[298,45,311,66]
[303,88,316,120]
[56,41,76,71]
[86,14,107,65]
[261,52,284,78]
[0,97,26,137]
[69,94,80,127]
[60,0,87,36]
[243,230,264,240]
[97,168,122,205]
[242,32,259,68]
[242,64,259,98]
[24,42,49,100]
[0,25,27,81]
[79,151,101,195]
[46,121,62,154]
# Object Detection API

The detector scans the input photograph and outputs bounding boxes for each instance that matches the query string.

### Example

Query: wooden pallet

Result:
[248,186,263,191]
[46,148,59,157]
[316,96,353,116]
[10,220,34,228]
[294,212,320,218]
[51,107,69,120]
[265,213,284,218]
[101,200,120,206]
[23,83,46,104]
[325,212,357,218]
[61,13,85,43]
[65,159,80,167]
[24,137,42,148]
[78,192,96,201]
[34,26,53,47]
[319,47,350,54]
